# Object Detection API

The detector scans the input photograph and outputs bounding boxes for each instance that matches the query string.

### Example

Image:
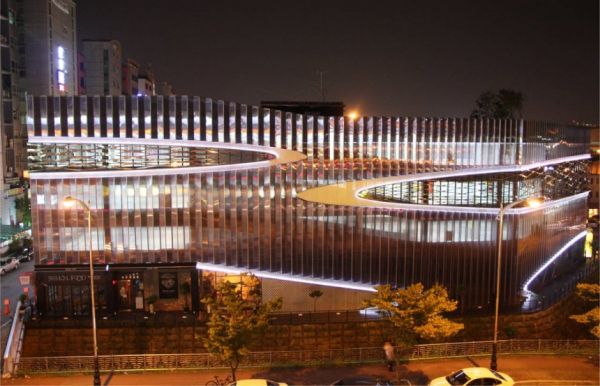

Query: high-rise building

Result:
[81,40,122,95]
[26,95,591,315]
[76,51,85,95]
[0,0,24,226]
[121,58,139,96]
[18,0,77,96]
[136,65,155,96]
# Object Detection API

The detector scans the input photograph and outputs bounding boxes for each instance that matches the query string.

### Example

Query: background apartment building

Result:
[1,0,77,228]
[81,39,121,95]
[121,58,139,95]
[0,0,22,226]
[18,0,77,96]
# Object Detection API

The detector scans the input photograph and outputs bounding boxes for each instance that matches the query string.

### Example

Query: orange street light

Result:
[63,196,101,386]
[491,196,545,371]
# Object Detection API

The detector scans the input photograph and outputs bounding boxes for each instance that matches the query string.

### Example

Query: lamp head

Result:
[526,198,543,208]
[63,196,77,208]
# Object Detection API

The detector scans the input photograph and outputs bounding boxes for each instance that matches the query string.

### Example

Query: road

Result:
[1,259,34,328]
[2,355,598,385]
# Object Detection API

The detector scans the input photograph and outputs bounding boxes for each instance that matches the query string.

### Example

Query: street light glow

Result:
[63,196,78,208]
[347,111,359,120]
[526,198,543,208]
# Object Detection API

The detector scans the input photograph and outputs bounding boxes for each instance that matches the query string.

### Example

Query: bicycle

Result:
[205,374,233,386]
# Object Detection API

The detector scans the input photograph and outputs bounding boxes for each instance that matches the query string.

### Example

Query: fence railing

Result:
[15,339,599,375]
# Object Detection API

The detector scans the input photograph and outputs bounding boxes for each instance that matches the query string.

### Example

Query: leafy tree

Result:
[15,195,31,227]
[471,89,524,119]
[202,273,282,381]
[309,289,323,312]
[570,283,600,338]
[366,283,464,351]
[2,238,21,257]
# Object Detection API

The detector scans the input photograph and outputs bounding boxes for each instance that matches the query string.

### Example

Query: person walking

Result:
[383,341,395,372]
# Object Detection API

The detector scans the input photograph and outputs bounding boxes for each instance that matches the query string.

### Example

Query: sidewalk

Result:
[3,355,599,385]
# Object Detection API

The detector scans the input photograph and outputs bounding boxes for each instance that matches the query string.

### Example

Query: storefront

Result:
[35,265,201,317]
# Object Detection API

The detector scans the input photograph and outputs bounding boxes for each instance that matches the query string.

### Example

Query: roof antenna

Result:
[317,70,328,101]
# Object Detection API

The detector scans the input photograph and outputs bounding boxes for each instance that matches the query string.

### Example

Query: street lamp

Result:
[63,196,101,386]
[490,196,543,371]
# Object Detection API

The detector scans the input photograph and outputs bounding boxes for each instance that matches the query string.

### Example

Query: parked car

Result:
[429,367,514,386]
[0,257,20,275]
[330,376,394,385]
[227,379,287,386]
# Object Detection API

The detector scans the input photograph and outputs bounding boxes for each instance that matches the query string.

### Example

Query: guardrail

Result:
[15,339,599,375]
[2,301,25,376]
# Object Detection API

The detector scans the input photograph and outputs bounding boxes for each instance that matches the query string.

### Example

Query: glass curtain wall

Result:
[27,96,590,309]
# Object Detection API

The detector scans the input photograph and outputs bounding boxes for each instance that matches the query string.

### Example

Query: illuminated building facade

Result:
[27,95,590,315]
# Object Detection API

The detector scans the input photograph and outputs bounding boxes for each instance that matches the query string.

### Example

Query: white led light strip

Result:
[194,262,377,292]
[522,230,588,293]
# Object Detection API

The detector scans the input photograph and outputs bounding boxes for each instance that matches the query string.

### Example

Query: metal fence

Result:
[16,339,599,375]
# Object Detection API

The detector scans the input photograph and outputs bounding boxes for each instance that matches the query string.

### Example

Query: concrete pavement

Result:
[2,355,598,385]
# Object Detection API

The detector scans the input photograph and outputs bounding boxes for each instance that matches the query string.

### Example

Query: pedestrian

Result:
[383,341,395,372]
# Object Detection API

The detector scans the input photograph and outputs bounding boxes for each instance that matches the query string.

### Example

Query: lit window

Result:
[57,46,66,92]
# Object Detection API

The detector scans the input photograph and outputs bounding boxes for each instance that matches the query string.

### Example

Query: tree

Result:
[15,195,31,228]
[570,283,600,338]
[202,273,282,381]
[366,283,464,351]
[471,89,524,119]
[308,289,323,312]
[2,238,21,257]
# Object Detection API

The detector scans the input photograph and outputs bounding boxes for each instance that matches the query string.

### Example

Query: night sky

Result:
[77,0,598,123]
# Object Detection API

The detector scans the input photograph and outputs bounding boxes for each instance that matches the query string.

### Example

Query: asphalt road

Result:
[2,355,598,385]
[0,259,34,328]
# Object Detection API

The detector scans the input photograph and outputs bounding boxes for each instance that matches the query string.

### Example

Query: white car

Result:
[0,257,20,275]
[429,367,514,386]
[227,379,287,386]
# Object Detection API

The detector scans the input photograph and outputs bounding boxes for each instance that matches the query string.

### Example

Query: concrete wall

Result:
[261,278,373,312]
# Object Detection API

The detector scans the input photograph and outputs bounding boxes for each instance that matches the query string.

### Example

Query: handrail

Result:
[2,300,24,377]
[15,339,599,375]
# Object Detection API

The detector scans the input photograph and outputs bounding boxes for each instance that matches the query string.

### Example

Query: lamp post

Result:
[490,197,543,371]
[63,196,101,386]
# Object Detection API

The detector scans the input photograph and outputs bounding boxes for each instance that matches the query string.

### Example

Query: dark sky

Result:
[77,0,598,123]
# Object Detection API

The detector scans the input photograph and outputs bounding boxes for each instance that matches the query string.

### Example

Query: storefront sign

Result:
[40,272,103,284]
[158,272,178,299]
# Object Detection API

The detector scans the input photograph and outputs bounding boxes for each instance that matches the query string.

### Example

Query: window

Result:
[56,46,66,92]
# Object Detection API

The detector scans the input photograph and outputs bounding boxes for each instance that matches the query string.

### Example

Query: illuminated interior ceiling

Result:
[297,153,591,213]
[27,136,306,179]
